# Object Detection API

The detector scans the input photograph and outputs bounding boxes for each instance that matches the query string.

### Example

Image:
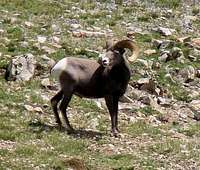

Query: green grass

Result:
[155,0,182,9]
[0,0,200,169]
[126,120,163,138]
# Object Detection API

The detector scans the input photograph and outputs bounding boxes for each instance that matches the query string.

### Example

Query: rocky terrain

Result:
[0,0,200,169]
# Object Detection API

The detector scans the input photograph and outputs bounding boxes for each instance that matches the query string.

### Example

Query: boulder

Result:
[157,27,176,36]
[5,54,36,81]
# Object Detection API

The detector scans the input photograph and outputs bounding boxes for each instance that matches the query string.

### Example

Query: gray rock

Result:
[139,95,151,105]
[170,47,183,59]
[157,97,172,107]
[194,113,200,121]
[189,100,200,113]
[5,54,36,81]
[159,52,169,62]
[40,55,55,68]
[138,78,157,94]
[41,78,51,88]
[157,27,176,36]
[178,66,196,82]
[152,39,163,49]
[153,39,175,49]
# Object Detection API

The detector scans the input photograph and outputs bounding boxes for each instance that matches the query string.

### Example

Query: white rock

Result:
[24,105,34,111]
[37,36,47,43]
[70,23,81,30]
[41,46,56,54]
[25,21,34,28]
[144,49,157,55]
[34,107,44,114]
[52,36,60,43]
[6,53,36,81]
[190,100,200,112]
[137,78,150,84]
[41,78,51,88]
[157,27,176,36]
[0,29,4,34]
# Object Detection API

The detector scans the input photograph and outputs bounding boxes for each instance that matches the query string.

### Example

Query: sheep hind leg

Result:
[51,90,63,125]
[59,90,74,134]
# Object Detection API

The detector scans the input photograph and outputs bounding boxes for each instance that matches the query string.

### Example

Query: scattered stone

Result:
[157,97,171,107]
[176,36,191,43]
[40,55,55,68]
[159,52,169,62]
[186,15,198,21]
[178,66,196,82]
[24,105,44,114]
[188,55,197,62]
[144,49,157,55]
[34,107,44,114]
[70,23,81,30]
[37,36,47,43]
[152,39,163,49]
[0,29,4,34]
[170,47,183,59]
[52,36,60,43]
[148,115,161,125]
[41,46,56,54]
[189,100,200,113]
[137,59,152,69]
[152,61,161,70]
[24,104,34,111]
[51,24,61,32]
[125,85,142,100]
[138,78,157,94]
[137,78,150,84]
[139,95,151,105]
[194,113,200,121]
[196,69,200,78]
[157,27,176,36]
[5,53,36,81]
[72,30,113,38]
[191,38,200,49]
[118,103,133,110]
[25,21,34,28]
[41,78,51,88]
[119,95,134,103]
[153,39,175,50]
[0,140,15,150]
[157,114,170,123]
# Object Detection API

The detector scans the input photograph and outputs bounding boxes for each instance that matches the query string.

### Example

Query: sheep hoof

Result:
[111,129,119,137]
[66,127,74,134]
[56,120,62,125]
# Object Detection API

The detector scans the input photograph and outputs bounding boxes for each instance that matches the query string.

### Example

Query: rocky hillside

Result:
[0,0,200,169]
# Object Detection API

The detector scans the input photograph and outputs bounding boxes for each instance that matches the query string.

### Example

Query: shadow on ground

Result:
[28,119,103,140]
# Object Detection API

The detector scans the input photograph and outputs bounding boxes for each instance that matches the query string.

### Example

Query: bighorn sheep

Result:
[50,39,139,136]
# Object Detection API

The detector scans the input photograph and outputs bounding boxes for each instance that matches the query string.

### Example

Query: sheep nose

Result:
[102,58,109,65]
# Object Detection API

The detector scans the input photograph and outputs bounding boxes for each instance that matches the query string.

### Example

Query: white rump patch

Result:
[51,57,68,78]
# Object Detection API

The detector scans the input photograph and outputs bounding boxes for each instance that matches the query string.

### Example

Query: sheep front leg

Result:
[51,90,63,125]
[105,95,120,137]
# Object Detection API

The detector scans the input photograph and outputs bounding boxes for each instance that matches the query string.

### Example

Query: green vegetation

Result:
[155,0,182,8]
[0,0,199,169]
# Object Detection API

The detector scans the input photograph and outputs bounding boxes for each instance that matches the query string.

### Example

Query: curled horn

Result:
[112,39,139,62]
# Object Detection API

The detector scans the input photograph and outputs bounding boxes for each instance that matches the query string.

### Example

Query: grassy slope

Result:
[0,0,200,169]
